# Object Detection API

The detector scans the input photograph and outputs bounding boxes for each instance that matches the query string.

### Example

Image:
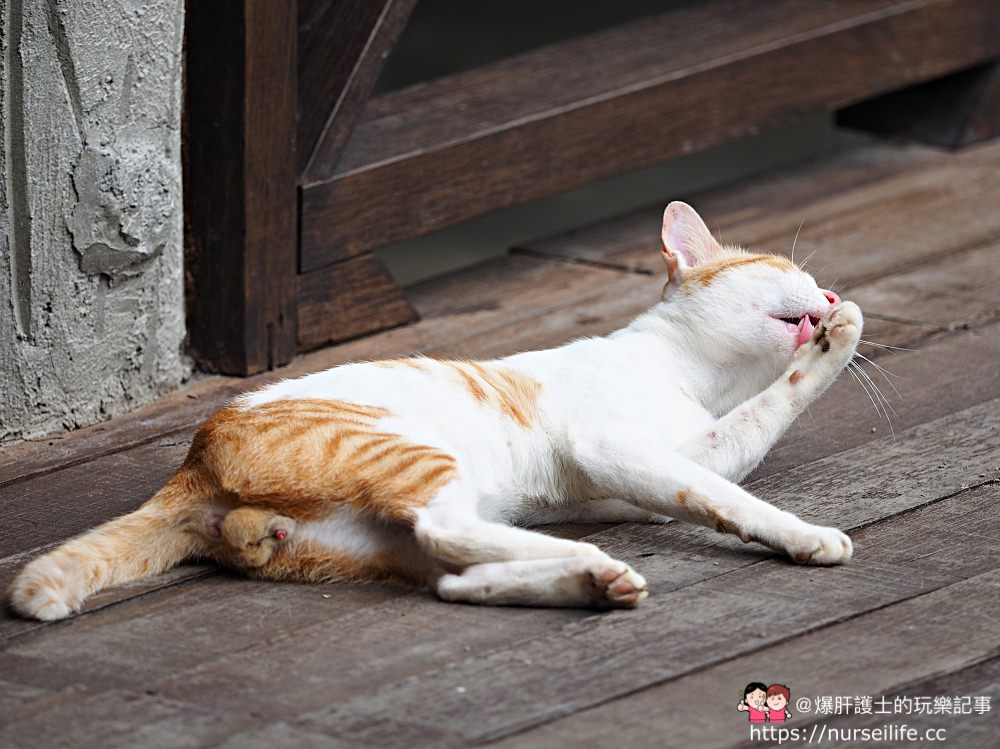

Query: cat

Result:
[8,201,860,620]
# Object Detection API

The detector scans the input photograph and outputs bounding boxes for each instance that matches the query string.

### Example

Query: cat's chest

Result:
[614,388,715,446]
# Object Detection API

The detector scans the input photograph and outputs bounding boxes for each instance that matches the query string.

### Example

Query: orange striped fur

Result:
[374,358,541,428]
[249,537,430,587]
[684,253,795,288]
[192,398,458,525]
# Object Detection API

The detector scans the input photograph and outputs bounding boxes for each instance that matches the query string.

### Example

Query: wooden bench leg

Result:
[296,254,418,351]
[838,62,1000,148]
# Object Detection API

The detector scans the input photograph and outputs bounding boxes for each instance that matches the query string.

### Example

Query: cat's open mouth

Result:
[775,314,820,328]
[771,313,821,347]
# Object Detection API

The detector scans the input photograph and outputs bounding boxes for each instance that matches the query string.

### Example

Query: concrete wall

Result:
[1,0,187,443]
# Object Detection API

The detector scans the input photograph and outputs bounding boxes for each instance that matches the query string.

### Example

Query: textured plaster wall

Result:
[1,0,188,443]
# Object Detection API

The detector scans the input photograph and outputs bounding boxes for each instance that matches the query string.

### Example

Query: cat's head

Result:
[658,201,839,366]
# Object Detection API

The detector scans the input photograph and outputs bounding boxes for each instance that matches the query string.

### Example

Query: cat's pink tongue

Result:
[797,315,814,347]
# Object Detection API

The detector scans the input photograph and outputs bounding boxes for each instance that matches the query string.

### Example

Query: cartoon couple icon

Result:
[738,682,792,723]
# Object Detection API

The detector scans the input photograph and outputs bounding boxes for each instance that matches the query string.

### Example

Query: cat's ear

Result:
[661,202,724,282]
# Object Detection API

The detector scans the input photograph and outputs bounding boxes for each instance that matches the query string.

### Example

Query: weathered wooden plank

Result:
[512,143,947,273]
[816,658,1000,749]
[297,0,416,179]
[522,156,1000,290]
[0,688,238,749]
[301,0,1000,267]
[18,399,993,734]
[839,61,1000,148]
[490,493,1000,748]
[0,555,215,642]
[0,575,411,690]
[183,0,298,374]
[273,413,1000,746]
[0,440,189,560]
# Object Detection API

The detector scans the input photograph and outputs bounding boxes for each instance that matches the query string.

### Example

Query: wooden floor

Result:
[2,139,1000,748]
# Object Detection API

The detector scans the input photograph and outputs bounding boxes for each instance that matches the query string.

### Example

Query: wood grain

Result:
[491,492,1000,748]
[6,398,994,741]
[300,0,1000,268]
[520,147,1000,287]
[839,60,1000,147]
[296,253,418,350]
[183,0,298,374]
[297,0,416,179]
[258,402,1000,745]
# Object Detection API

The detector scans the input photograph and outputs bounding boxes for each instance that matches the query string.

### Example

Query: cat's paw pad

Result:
[785,526,853,566]
[587,560,648,608]
[814,301,862,356]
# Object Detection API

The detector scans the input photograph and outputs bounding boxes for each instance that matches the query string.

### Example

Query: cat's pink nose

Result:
[822,290,840,306]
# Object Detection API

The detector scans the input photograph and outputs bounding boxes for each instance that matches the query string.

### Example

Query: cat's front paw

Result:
[789,301,862,388]
[813,301,862,360]
[781,525,853,566]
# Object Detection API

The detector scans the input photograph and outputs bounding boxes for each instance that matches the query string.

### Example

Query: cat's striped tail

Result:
[6,471,208,621]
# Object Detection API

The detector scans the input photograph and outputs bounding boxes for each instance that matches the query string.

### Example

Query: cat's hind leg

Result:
[414,484,649,607]
[435,556,647,609]
[414,484,613,566]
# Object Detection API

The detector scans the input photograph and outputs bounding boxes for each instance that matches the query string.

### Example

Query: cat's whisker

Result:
[790,220,805,264]
[847,361,883,420]
[854,359,895,414]
[854,353,906,399]
[852,360,897,437]
[798,248,819,271]
[853,359,895,423]
[858,338,915,353]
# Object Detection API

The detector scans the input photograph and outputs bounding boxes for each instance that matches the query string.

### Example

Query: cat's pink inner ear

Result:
[661,201,724,268]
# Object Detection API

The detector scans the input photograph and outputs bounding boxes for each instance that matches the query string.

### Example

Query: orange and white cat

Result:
[8,202,860,620]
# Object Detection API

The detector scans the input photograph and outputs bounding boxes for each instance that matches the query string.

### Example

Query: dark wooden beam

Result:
[296,255,417,350]
[184,0,299,375]
[299,0,1000,271]
[297,0,416,181]
[838,61,1000,147]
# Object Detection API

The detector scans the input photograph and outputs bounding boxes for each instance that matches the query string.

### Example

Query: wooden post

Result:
[183,0,298,375]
